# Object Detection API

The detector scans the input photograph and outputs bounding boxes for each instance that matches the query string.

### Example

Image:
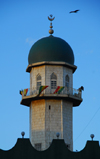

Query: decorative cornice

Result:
[26,61,77,73]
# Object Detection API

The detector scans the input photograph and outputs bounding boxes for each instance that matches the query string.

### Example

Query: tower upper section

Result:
[28,35,74,66]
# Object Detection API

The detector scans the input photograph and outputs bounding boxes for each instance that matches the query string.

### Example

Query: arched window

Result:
[51,73,57,89]
[65,75,69,89]
[37,74,41,90]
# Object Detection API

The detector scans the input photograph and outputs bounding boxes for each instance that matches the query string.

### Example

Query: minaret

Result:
[20,15,83,151]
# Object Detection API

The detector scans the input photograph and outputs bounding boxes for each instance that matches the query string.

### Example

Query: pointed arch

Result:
[51,72,57,80]
[37,74,41,81]
[36,74,42,90]
[51,72,57,89]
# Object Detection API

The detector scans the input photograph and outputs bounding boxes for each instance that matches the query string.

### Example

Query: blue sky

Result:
[0,0,100,151]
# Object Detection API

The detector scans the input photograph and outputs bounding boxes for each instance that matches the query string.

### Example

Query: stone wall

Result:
[30,65,73,88]
[30,99,46,150]
[45,99,63,148]
[62,100,73,150]
[30,99,73,151]
[45,65,63,86]
[29,64,73,151]
[63,67,73,88]
[30,65,45,89]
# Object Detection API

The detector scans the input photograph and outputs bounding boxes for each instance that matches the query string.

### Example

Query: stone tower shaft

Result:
[20,62,83,151]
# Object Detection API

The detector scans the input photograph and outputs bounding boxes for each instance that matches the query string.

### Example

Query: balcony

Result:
[20,86,83,107]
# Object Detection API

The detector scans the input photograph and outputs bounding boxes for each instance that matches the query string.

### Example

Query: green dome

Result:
[28,35,74,65]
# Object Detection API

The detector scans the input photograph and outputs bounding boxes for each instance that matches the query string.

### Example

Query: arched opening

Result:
[51,72,57,89]
[36,74,41,90]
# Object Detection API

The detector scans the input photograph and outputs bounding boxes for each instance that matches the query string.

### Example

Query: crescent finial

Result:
[48,15,55,35]
[48,15,55,21]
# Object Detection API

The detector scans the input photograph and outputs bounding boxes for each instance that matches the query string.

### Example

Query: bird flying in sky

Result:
[69,9,80,13]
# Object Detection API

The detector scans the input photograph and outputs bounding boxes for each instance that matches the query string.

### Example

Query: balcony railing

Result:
[21,86,82,99]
